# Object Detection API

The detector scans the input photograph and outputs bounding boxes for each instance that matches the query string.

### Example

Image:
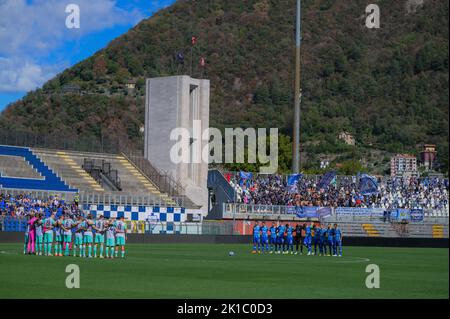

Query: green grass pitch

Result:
[0,243,448,299]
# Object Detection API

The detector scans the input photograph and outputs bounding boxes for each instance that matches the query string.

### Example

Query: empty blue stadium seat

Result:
[0,145,77,192]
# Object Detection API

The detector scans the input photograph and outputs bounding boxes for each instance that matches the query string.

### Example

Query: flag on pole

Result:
[176,51,184,64]
[317,170,336,190]
[359,173,379,195]
[287,173,302,193]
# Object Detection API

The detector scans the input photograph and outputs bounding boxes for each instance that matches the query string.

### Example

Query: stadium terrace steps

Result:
[362,223,380,237]
[31,148,176,206]
[0,155,42,179]
[0,145,76,192]
[327,219,449,238]
[326,220,398,237]
[33,149,104,192]
[117,157,177,206]
[432,225,445,238]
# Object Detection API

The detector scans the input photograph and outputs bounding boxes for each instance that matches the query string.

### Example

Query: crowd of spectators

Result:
[225,172,449,211]
[0,193,81,219]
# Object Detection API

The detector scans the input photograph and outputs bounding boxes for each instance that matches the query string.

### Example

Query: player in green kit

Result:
[114,216,127,258]
[73,215,85,257]
[93,215,106,258]
[105,219,116,259]
[35,214,44,256]
[61,214,74,256]
[83,215,94,258]
[53,215,64,256]
[43,212,56,256]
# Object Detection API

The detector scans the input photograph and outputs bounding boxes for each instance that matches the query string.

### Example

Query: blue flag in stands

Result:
[317,171,336,189]
[239,171,253,179]
[239,171,253,186]
[287,174,302,193]
[359,173,378,195]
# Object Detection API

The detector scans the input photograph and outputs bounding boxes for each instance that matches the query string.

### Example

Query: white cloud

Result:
[0,57,64,92]
[0,0,143,56]
[0,0,144,93]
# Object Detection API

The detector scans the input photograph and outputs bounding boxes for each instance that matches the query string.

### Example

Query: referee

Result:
[294,223,304,255]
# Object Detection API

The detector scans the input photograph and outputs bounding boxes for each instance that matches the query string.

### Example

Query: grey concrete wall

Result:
[144,76,209,214]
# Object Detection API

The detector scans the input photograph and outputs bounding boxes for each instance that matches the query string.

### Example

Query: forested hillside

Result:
[0,0,448,174]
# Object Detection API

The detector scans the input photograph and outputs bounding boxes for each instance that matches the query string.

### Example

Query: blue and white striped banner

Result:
[82,204,186,222]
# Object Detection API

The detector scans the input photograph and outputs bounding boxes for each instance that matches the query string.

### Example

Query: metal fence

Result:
[0,187,76,202]
[0,187,185,207]
[122,151,185,198]
[223,203,304,216]
[133,221,236,235]
[0,217,234,235]
[0,131,187,206]
[78,191,185,207]
[222,203,449,224]
[0,129,147,155]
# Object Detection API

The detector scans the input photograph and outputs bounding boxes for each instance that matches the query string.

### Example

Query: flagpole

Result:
[292,0,301,174]
[190,46,193,76]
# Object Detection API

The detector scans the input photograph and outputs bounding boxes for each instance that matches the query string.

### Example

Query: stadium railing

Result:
[122,151,185,198]
[78,190,185,207]
[0,187,186,208]
[0,187,76,202]
[0,129,133,155]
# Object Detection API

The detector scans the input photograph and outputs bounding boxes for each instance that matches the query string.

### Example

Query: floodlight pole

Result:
[292,0,302,173]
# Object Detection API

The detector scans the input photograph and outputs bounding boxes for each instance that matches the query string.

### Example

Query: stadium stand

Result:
[0,145,76,192]
[223,171,449,212]
[32,148,177,206]
[0,155,42,179]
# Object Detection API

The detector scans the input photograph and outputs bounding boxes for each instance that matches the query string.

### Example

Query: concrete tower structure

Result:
[144,76,210,213]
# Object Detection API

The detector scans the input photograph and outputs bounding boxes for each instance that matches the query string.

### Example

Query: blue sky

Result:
[0,0,177,111]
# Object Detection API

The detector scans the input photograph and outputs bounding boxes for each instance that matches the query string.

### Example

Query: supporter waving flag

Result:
[359,173,379,195]
[317,170,336,190]
[287,173,302,193]
[239,171,253,187]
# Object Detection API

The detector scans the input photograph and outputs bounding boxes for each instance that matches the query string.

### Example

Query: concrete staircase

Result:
[32,148,176,206]
[362,223,380,237]
[116,156,176,206]
[33,149,104,192]
[327,218,449,238]
[432,225,445,238]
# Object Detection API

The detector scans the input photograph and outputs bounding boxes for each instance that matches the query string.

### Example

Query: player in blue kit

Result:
[285,224,294,254]
[319,225,327,256]
[252,221,261,254]
[334,223,343,257]
[327,224,335,256]
[304,223,312,255]
[260,222,269,253]
[276,223,285,254]
[269,223,277,254]
[313,224,321,256]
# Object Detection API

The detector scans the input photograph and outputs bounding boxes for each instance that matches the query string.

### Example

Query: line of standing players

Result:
[24,211,127,259]
[252,221,343,257]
